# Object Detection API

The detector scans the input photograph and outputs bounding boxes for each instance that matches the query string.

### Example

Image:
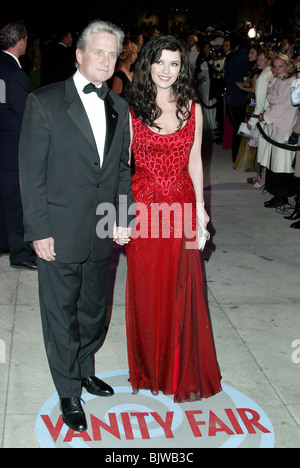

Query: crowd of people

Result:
[123,21,300,229]
[186,23,300,229]
[18,19,300,230]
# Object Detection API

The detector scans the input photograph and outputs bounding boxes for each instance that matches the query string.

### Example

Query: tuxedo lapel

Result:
[64,77,98,153]
[64,78,119,165]
[103,93,118,162]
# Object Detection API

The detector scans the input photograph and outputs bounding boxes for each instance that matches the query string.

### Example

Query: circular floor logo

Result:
[35,369,275,448]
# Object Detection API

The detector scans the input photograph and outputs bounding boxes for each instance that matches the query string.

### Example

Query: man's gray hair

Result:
[0,21,27,50]
[77,20,125,56]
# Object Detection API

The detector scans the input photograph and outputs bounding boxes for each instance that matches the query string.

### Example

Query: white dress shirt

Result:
[73,70,106,166]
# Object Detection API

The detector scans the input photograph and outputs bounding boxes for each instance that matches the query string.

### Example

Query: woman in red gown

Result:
[125,35,221,403]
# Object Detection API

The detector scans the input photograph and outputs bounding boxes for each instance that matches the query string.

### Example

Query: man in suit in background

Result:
[224,33,249,163]
[46,29,76,84]
[0,21,37,268]
[19,20,135,432]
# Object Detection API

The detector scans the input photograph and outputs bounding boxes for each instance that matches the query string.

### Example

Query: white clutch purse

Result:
[197,220,210,251]
[237,122,259,139]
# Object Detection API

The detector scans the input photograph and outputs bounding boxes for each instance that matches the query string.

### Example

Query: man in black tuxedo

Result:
[19,20,135,432]
[0,21,37,268]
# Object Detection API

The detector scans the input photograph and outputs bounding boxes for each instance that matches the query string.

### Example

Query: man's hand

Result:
[113,224,132,246]
[33,237,56,261]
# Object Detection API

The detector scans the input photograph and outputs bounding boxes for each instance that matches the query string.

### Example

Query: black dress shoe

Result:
[264,196,288,208]
[284,195,300,220]
[82,376,114,397]
[290,220,300,229]
[284,210,300,220]
[60,397,87,432]
[10,261,38,270]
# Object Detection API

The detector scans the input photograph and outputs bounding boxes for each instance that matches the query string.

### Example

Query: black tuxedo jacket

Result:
[0,51,32,170]
[19,76,135,263]
[47,43,76,84]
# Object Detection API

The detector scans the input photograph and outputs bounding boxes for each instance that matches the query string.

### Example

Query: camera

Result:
[292,45,300,60]
[292,39,300,59]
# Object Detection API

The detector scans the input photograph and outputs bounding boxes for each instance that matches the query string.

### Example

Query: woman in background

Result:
[234,45,260,173]
[259,54,298,208]
[195,41,217,130]
[109,39,138,96]
[246,48,274,187]
[28,35,42,89]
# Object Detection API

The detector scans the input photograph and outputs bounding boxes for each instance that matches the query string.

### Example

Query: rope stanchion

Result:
[255,121,300,151]
[198,97,218,110]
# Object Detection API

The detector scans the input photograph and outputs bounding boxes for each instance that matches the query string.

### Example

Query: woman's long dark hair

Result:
[125,35,198,130]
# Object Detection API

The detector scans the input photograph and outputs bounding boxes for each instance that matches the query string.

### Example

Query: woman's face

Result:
[249,47,258,62]
[150,49,181,91]
[256,53,270,70]
[273,58,288,78]
[203,44,211,56]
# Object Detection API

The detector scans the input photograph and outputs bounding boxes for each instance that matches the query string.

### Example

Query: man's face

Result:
[76,32,118,85]
[65,32,73,47]
[223,40,231,54]
[18,33,27,57]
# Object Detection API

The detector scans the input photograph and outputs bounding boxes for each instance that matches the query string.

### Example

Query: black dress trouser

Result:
[0,169,35,263]
[37,254,111,397]
[230,104,247,163]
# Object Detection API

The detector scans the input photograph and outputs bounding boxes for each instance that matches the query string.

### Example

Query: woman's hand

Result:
[197,202,210,228]
[236,81,249,90]
[258,113,264,122]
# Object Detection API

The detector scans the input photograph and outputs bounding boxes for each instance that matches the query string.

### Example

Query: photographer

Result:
[286,44,300,228]
[288,40,300,145]
[195,41,217,130]
[208,36,226,142]
[224,33,250,162]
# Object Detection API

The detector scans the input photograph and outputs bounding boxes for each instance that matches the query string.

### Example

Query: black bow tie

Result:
[83,83,109,100]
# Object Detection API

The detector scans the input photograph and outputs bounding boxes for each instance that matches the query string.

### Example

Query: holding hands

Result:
[33,224,132,262]
[113,223,132,246]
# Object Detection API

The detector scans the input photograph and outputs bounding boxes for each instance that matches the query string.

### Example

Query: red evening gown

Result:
[125,102,222,403]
